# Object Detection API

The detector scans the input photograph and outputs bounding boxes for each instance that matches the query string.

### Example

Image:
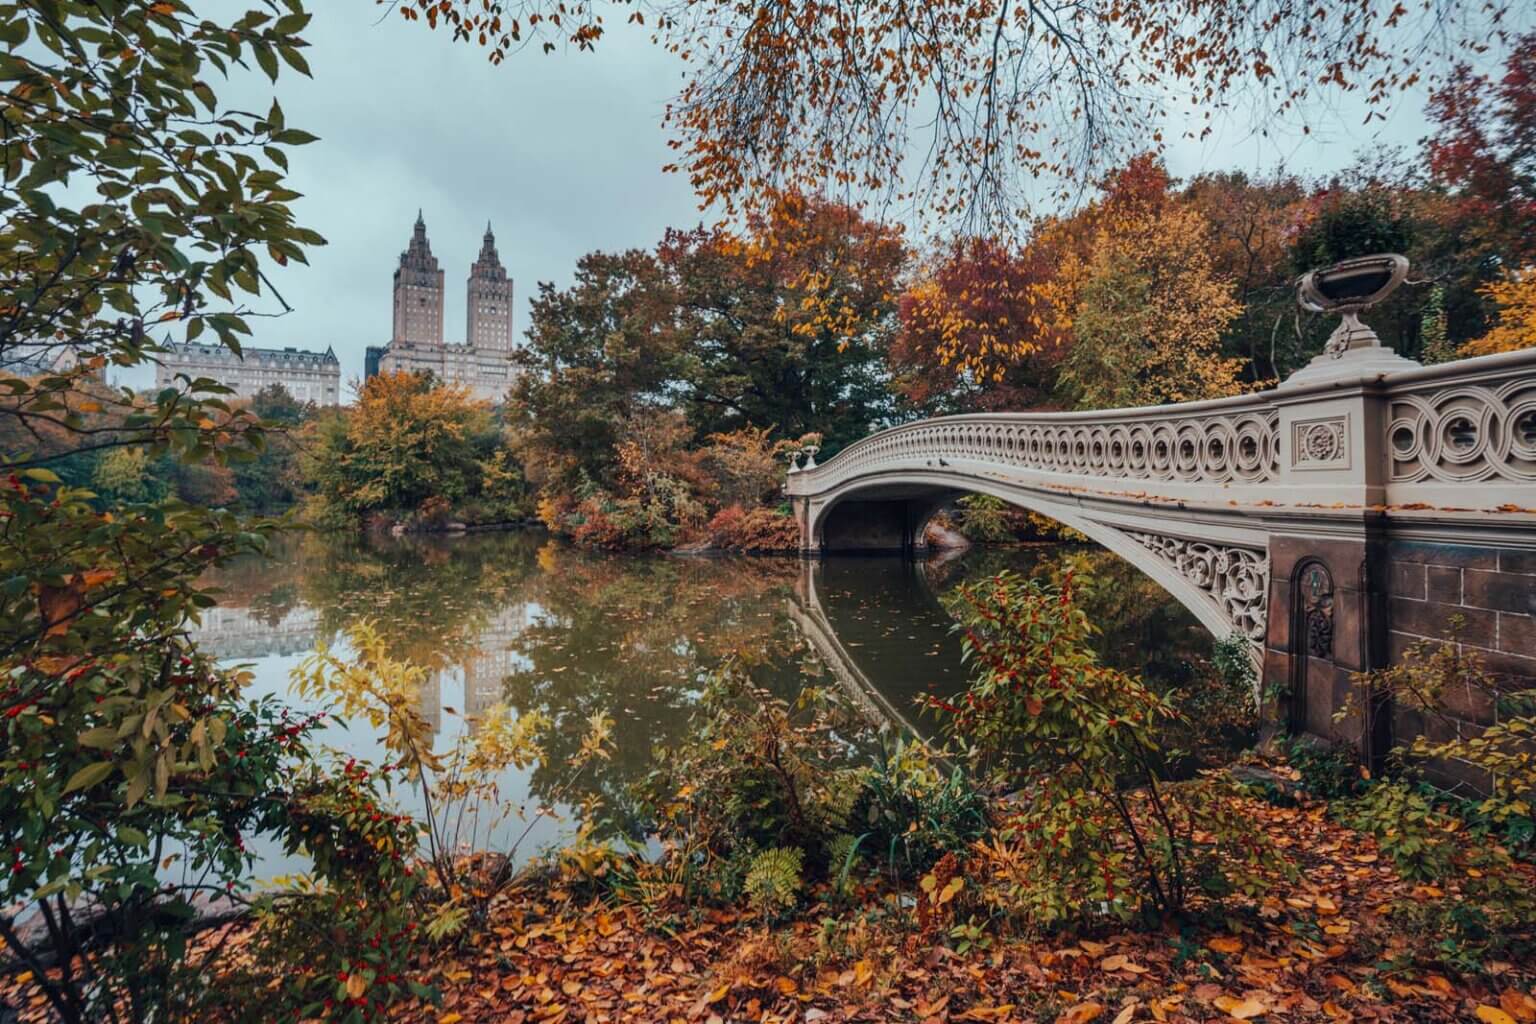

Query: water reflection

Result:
[193,530,1210,862]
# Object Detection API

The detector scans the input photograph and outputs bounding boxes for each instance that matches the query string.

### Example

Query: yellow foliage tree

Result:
[1460,271,1536,357]
[300,370,495,520]
[1056,204,1246,409]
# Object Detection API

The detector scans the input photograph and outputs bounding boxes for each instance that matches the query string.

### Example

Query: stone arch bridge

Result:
[787,346,1536,779]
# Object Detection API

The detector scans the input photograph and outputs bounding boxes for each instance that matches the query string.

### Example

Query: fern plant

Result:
[744,846,804,920]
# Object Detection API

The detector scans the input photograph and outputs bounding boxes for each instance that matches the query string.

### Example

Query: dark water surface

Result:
[194,530,1209,873]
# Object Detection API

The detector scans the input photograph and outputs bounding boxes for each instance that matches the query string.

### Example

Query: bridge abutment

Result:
[1262,530,1391,769]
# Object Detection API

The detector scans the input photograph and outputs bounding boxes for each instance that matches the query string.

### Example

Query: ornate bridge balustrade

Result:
[786,346,1536,783]
[792,397,1281,494]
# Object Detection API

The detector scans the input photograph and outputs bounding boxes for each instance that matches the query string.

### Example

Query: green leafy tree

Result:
[661,197,903,451]
[227,383,309,511]
[91,447,161,504]
[510,249,688,498]
[0,3,427,1019]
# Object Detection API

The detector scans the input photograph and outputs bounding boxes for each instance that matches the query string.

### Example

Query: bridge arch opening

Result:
[806,477,1266,673]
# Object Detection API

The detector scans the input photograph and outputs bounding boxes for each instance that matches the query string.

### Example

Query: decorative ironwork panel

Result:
[1126,532,1270,641]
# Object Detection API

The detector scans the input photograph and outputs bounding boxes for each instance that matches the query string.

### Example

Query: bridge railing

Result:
[1379,348,1536,510]
[787,348,1536,516]
[786,388,1283,497]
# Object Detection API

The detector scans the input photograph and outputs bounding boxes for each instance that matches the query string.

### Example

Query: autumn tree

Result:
[509,248,688,497]
[300,371,499,521]
[662,194,903,448]
[1403,30,1536,346]
[1424,30,1536,266]
[1057,204,1245,409]
[513,194,898,490]
[391,0,1525,236]
[890,236,1068,416]
[1182,172,1311,383]
[1460,271,1536,356]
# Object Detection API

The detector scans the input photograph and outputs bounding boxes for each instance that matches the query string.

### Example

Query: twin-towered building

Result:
[155,213,518,406]
[365,212,517,403]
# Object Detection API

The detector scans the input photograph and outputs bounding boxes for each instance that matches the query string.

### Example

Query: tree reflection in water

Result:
[196,531,1211,852]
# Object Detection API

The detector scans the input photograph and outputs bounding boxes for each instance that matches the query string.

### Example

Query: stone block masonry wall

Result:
[1385,540,1536,793]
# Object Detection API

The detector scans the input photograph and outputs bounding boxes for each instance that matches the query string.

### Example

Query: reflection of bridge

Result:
[787,552,1005,745]
[787,560,937,741]
[788,342,1536,778]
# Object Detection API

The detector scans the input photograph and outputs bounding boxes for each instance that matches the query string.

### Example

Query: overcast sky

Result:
[185,1,1450,389]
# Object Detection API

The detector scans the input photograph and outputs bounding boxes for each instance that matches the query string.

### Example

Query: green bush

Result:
[1210,634,1257,695]
[635,662,868,882]
[1281,736,1365,801]
[1334,781,1455,881]
[953,494,1017,543]
[1336,781,1536,974]
[848,739,989,878]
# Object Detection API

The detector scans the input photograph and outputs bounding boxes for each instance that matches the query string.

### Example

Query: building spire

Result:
[473,219,503,274]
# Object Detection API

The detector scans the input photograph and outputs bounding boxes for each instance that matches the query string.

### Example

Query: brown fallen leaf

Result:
[1502,991,1536,1024]
[1214,995,1267,1019]
[1478,1007,1518,1024]
[1057,1002,1104,1024]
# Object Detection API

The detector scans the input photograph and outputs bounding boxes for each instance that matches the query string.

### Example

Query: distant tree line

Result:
[10,33,1531,552]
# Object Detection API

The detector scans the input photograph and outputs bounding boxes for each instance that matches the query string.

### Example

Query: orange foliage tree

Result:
[300,370,497,521]
[1460,271,1536,356]
[890,236,1070,415]
[385,0,1522,234]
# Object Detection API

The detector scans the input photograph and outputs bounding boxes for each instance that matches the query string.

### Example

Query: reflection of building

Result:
[188,588,531,737]
[460,605,533,719]
[367,213,517,404]
[154,341,341,406]
[189,605,320,660]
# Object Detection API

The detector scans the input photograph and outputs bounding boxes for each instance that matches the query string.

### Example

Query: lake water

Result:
[193,530,1210,875]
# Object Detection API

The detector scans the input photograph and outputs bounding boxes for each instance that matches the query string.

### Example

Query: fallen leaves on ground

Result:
[3,792,1533,1022]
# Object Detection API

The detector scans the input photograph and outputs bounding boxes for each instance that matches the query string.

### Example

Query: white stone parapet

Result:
[787,348,1536,523]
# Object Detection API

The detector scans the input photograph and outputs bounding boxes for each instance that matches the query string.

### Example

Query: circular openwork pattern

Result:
[789,407,1281,494]
[1388,379,1536,484]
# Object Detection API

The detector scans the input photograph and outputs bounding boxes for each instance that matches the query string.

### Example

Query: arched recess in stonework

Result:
[806,473,1270,664]
[1287,558,1335,737]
